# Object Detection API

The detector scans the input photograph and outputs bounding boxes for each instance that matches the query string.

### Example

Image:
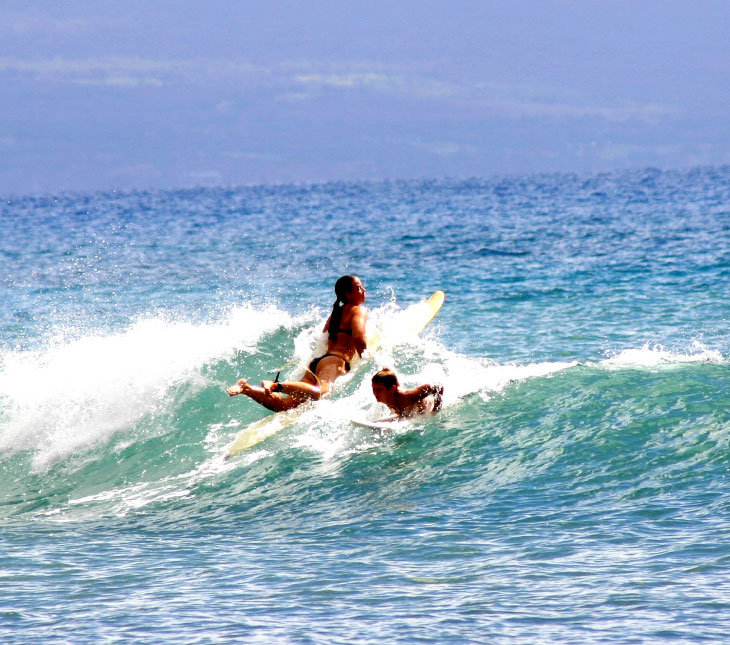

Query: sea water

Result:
[2,167,730,643]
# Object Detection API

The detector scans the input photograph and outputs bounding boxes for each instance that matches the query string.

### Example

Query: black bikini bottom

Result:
[308,353,351,374]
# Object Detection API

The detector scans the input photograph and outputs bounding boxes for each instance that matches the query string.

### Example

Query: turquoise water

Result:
[2,167,730,642]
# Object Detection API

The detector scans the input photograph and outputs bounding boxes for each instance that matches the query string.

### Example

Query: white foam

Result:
[0,304,291,471]
[601,341,724,368]
[369,331,577,405]
[283,333,579,461]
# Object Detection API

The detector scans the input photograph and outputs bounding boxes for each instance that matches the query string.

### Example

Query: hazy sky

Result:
[2,1,729,195]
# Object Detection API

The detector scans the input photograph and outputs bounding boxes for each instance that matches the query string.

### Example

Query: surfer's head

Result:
[334,275,365,305]
[329,275,365,340]
[372,368,399,402]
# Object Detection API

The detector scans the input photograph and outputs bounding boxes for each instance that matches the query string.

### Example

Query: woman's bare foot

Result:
[226,378,252,396]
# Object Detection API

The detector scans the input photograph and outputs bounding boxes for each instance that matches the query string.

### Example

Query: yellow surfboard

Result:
[391,289,444,338]
[225,290,445,458]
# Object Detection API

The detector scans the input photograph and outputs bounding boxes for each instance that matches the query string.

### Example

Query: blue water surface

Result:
[2,166,730,643]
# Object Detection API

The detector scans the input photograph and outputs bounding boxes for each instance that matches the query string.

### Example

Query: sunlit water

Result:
[2,167,730,642]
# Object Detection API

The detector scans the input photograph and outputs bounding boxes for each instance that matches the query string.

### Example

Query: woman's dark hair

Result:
[328,275,359,340]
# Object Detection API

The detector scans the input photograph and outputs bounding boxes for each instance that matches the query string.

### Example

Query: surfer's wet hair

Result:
[372,368,399,389]
[328,275,360,340]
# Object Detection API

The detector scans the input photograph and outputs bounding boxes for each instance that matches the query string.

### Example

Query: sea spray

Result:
[0,304,292,470]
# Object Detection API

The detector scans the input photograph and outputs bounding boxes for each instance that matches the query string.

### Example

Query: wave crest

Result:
[0,304,292,470]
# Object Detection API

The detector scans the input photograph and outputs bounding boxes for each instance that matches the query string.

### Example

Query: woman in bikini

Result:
[226,275,368,412]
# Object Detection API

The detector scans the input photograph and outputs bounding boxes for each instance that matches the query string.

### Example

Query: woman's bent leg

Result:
[227,379,301,412]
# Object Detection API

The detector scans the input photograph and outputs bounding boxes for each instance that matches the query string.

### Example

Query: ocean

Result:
[2,166,730,643]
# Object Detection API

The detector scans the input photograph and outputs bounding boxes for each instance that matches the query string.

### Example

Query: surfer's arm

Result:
[411,384,444,413]
[413,383,442,398]
[350,306,368,356]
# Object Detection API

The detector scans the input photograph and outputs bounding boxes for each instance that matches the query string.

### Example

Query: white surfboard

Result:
[225,290,445,458]
[350,418,399,431]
